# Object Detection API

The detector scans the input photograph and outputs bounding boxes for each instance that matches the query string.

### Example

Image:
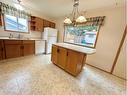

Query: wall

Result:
[113,35,126,79]
[56,7,126,76]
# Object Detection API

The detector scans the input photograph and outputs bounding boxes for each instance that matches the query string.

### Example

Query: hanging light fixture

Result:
[64,0,87,25]
[13,0,24,10]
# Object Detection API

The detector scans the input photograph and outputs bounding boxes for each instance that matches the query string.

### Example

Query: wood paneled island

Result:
[51,43,96,76]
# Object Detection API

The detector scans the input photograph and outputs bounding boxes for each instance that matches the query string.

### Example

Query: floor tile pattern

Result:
[0,55,126,95]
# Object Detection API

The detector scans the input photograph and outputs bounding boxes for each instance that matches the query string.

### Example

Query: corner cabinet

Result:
[51,45,86,76]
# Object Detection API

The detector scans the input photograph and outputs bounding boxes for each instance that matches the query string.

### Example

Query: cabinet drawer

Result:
[22,40,35,44]
[4,40,22,45]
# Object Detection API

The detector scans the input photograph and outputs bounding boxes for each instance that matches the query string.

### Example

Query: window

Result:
[64,25,99,48]
[4,14,29,33]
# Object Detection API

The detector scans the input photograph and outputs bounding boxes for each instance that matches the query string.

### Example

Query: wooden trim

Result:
[86,63,127,81]
[63,25,100,48]
[111,26,127,73]
[94,26,101,48]
[3,14,30,34]
[86,63,111,74]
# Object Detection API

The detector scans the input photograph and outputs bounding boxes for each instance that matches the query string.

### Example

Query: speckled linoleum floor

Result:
[0,55,126,95]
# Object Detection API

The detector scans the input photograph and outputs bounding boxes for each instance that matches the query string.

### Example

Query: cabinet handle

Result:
[1,47,3,51]
[57,49,59,53]
[67,52,68,56]
[21,46,24,49]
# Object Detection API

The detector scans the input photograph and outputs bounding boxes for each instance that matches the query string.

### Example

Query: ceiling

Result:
[2,0,125,18]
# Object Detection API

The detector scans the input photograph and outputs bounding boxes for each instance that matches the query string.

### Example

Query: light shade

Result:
[64,17,72,24]
[76,16,87,23]
[14,4,24,10]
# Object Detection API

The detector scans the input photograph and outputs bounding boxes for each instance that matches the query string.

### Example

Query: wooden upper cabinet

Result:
[43,19,50,28]
[30,16,56,32]
[35,18,43,32]
[30,16,43,32]
[50,22,55,28]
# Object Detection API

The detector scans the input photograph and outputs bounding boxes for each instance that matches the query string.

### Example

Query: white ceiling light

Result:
[64,0,87,25]
[64,17,72,24]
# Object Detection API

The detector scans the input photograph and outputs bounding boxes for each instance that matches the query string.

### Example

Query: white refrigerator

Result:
[43,27,58,54]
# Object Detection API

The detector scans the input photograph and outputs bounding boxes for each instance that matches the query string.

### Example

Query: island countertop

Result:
[53,43,96,54]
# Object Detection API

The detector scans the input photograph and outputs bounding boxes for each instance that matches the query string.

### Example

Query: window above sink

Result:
[4,14,29,33]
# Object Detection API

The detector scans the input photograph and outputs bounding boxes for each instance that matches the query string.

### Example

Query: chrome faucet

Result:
[9,33,13,38]
[18,34,23,39]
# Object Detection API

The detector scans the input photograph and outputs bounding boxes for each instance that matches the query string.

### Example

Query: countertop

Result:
[53,43,96,55]
[0,37,46,41]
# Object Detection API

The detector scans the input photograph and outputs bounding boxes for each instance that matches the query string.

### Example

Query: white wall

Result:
[56,7,126,75]
[86,7,126,72]
[113,35,126,79]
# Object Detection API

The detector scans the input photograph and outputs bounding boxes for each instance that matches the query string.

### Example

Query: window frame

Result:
[63,25,101,48]
[3,14,30,33]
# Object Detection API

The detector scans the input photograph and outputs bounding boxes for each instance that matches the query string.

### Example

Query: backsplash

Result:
[0,26,42,39]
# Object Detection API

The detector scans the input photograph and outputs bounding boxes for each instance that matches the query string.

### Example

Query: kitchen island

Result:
[51,43,96,76]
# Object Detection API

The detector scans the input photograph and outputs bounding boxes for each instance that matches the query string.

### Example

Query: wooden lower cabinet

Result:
[5,45,21,59]
[4,40,35,59]
[23,44,35,56]
[51,45,58,64]
[57,47,67,69]
[51,45,85,76]
[0,40,3,60]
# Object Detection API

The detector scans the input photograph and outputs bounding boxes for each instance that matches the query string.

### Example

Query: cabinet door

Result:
[23,44,35,56]
[43,19,50,28]
[5,45,21,59]
[58,47,67,69]
[65,50,84,76]
[51,45,58,64]
[65,50,78,75]
[50,22,55,28]
[36,18,43,32]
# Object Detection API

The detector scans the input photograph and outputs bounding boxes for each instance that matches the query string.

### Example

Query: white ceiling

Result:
[3,0,125,18]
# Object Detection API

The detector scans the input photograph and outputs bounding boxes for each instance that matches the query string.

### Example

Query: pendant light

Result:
[64,0,87,25]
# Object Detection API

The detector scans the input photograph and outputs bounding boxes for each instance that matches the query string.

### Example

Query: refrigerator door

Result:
[46,37,57,54]
[43,27,57,40]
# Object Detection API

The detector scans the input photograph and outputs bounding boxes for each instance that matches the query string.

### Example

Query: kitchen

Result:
[0,0,126,95]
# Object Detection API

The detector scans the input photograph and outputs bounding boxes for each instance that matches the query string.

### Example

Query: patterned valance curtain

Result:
[65,16,105,26]
[85,16,105,26]
[0,2,31,20]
